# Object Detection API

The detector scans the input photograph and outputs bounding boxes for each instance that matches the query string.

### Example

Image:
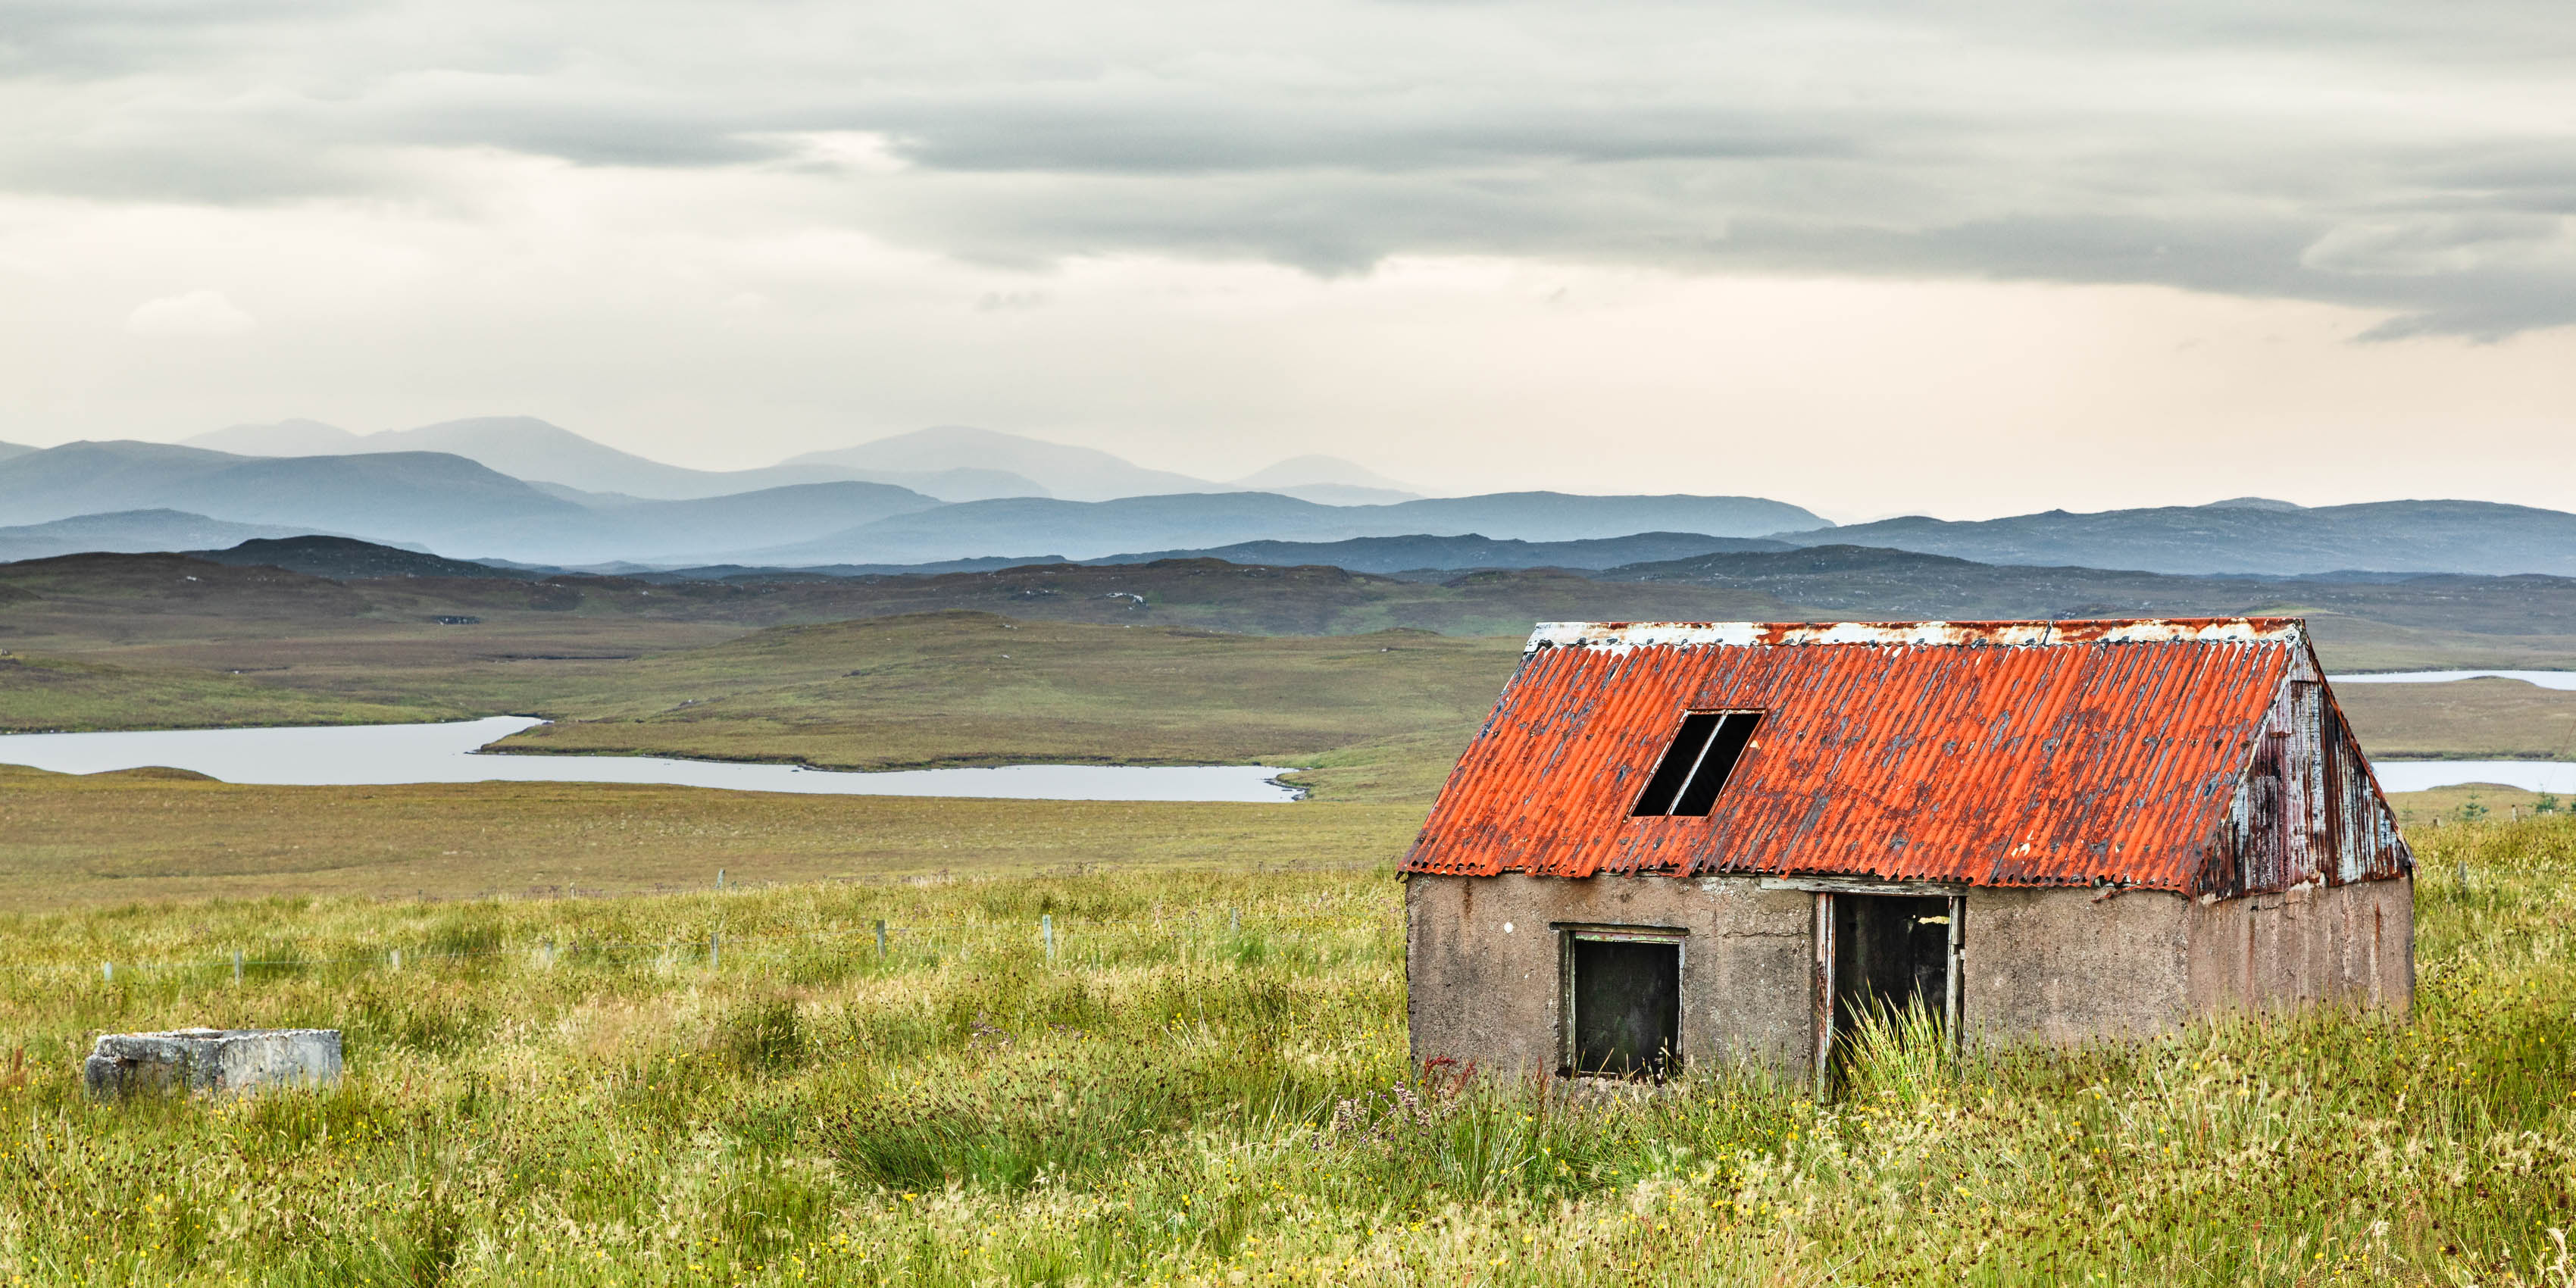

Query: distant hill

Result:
[189,418,365,455]
[1781,499,2576,575]
[1596,542,2576,639]
[0,509,338,564]
[1229,455,1421,505]
[1089,531,1793,574]
[0,441,36,464]
[0,442,953,564]
[189,535,529,580]
[787,426,1217,502]
[732,491,1834,565]
[445,480,944,564]
[186,417,1047,503]
[0,442,582,544]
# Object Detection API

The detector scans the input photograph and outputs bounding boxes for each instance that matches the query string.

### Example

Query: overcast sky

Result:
[5,0,2574,518]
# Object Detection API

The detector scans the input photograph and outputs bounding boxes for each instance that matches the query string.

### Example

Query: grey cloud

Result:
[8,0,2576,334]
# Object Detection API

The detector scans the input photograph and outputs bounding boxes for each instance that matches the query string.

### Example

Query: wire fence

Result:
[20,908,1408,986]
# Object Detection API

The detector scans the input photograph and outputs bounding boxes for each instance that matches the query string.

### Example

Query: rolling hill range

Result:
[0,509,345,562]
[11,538,2576,670]
[1783,498,2576,575]
[0,442,584,542]
[785,425,1212,503]
[16,433,1829,566]
[1086,531,1794,574]
[189,417,1047,502]
[731,491,1828,564]
[24,421,2576,577]
[7,546,2576,794]
[0,443,949,563]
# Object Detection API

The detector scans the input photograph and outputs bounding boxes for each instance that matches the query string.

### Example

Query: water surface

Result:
[0,717,1300,802]
[2369,760,2576,795]
[2337,670,2576,690]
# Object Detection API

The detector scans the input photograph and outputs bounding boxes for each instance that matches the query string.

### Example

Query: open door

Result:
[1812,890,1961,1094]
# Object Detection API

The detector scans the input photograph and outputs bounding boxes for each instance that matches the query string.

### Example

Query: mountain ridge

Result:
[1781,499,2576,576]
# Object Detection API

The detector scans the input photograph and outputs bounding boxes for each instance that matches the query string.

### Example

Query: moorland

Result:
[6,521,2576,1286]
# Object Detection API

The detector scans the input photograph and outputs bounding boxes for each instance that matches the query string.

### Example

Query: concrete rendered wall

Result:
[2186,875,2414,1019]
[1408,874,2415,1082]
[1405,873,1813,1079]
[1958,888,2193,1049]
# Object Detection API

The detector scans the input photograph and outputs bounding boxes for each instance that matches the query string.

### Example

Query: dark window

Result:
[1568,937,1680,1078]
[1632,711,1762,817]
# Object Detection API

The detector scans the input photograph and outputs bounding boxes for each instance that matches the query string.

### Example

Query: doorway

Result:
[1811,891,1960,1089]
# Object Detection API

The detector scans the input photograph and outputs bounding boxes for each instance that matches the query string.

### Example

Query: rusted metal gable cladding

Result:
[1400,618,2402,895]
[2202,667,2413,897]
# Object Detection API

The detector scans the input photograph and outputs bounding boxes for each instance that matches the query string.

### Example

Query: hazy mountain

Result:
[183,416,1046,503]
[0,441,582,544]
[447,480,943,564]
[190,535,529,580]
[0,441,37,464]
[787,426,1216,502]
[1089,531,1793,574]
[727,490,1833,565]
[0,509,341,564]
[189,418,365,455]
[1230,455,1421,505]
[1777,499,2576,576]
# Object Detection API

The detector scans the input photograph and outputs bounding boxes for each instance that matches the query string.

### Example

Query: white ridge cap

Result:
[1524,618,2304,655]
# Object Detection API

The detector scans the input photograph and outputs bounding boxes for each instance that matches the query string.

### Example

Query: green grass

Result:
[0,764,1427,911]
[483,611,1520,790]
[4,818,2576,1284]
[0,652,460,732]
[2334,677,2576,761]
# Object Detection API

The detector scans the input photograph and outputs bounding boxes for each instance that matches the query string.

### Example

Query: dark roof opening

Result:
[1632,711,1761,818]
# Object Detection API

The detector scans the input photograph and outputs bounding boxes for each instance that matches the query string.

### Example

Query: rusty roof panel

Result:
[1403,617,2402,895]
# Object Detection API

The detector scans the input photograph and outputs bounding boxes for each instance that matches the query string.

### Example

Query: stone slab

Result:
[83,1027,342,1099]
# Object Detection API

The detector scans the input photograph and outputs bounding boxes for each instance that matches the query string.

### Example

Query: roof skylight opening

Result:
[1632,711,1762,818]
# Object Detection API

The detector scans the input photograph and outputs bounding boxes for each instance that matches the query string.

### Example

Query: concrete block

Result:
[83,1028,342,1099]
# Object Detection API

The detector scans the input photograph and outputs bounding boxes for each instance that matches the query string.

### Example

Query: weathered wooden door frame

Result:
[1760,877,1966,1096]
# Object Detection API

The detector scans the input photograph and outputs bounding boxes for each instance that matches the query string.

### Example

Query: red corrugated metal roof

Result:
[1402,618,2350,893]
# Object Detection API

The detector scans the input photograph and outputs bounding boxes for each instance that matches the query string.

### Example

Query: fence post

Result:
[710,932,721,971]
[233,949,243,985]
[875,920,886,958]
[392,949,402,971]
[1230,908,1240,936]
[2459,860,2470,893]
[1043,914,1055,961]
[102,962,113,983]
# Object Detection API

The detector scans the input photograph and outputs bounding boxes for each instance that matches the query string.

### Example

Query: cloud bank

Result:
[8,0,2575,337]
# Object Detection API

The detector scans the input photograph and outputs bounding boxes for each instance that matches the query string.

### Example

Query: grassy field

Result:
[0,817,2571,1284]
[480,613,1518,789]
[0,764,1427,912]
[2334,677,2576,761]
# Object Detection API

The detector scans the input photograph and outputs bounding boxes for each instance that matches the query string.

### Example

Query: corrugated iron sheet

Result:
[1402,618,2412,896]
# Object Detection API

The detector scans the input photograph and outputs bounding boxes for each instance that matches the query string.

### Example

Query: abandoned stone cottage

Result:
[1403,618,2415,1086]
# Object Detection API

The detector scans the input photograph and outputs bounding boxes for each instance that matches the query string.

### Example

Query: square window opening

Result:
[1564,935,1680,1080]
[1632,711,1762,817]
